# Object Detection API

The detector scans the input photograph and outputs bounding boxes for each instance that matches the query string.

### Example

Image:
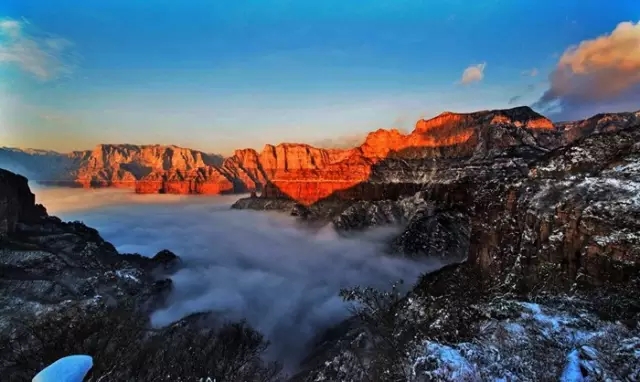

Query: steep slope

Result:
[293,117,640,382]
[0,168,178,330]
[555,109,640,143]
[237,108,640,209]
[253,106,559,205]
[0,168,282,381]
[74,144,224,188]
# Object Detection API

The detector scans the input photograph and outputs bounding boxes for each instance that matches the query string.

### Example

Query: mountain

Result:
[2,107,639,380]
[0,168,283,381]
[2,106,638,202]
[289,110,640,381]
[239,106,637,207]
[0,144,225,188]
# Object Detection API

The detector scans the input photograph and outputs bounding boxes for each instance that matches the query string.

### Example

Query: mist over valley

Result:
[32,187,440,365]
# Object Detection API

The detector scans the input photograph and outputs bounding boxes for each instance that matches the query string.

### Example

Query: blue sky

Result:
[1,0,638,154]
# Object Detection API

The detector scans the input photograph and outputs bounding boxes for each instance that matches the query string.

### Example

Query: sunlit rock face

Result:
[3,107,638,203]
[258,106,560,205]
[291,120,640,382]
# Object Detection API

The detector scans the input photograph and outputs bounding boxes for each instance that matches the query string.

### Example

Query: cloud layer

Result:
[0,18,74,80]
[460,62,486,84]
[33,187,442,369]
[535,21,640,120]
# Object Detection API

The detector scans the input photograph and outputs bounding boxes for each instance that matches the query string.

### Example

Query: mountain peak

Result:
[415,106,553,132]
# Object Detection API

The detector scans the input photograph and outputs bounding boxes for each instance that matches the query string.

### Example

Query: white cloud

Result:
[0,18,74,80]
[522,68,538,77]
[460,62,486,85]
[0,19,21,38]
[535,20,640,120]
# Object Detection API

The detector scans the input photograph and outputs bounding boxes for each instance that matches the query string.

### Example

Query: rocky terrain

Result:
[0,169,283,381]
[0,144,225,190]
[284,112,640,380]
[0,106,569,197]
[2,106,640,381]
[4,107,639,202]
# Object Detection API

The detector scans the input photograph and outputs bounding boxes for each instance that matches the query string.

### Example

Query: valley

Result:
[2,106,639,381]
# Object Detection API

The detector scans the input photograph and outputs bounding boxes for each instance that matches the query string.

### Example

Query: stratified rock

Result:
[3,107,638,201]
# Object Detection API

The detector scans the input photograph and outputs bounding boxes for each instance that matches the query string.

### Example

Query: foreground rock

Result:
[0,168,283,381]
[297,293,639,381]
[0,170,177,332]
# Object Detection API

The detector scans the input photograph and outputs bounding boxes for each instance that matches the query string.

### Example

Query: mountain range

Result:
[2,104,640,380]
[4,106,639,206]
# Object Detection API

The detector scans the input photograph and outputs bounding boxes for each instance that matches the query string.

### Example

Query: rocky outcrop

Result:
[0,144,225,189]
[0,168,283,381]
[0,169,45,236]
[0,168,179,329]
[328,120,640,289]
[4,107,637,200]
[555,110,640,144]
[293,122,640,382]
[0,167,178,369]
[238,106,562,206]
[75,144,224,188]
[296,292,640,381]
[135,166,235,194]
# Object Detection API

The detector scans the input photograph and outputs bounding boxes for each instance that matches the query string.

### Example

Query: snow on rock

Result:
[114,268,142,283]
[404,298,639,381]
[411,342,481,381]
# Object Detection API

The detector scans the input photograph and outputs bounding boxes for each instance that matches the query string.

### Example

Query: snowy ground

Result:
[409,299,639,381]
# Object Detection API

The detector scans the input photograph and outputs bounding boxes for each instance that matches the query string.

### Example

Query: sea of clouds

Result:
[32,186,444,367]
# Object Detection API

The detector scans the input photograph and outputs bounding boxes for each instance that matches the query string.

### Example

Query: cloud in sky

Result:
[459,62,486,85]
[508,95,522,105]
[313,133,367,149]
[522,68,538,77]
[508,84,536,105]
[0,18,74,80]
[535,20,640,120]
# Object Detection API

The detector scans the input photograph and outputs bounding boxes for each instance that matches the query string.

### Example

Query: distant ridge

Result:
[1,107,638,201]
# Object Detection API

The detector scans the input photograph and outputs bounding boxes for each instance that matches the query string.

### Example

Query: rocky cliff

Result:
[0,167,179,332]
[291,117,640,382]
[4,107,637,200]
[0,170,45,236]
[256,106,559,205]
[0,144,224,189]
[0,168,282,381]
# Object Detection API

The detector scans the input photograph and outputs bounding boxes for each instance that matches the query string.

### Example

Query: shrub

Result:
[1,305,284,382]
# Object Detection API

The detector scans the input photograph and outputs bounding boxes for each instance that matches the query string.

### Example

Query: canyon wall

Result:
[2,107,639,204]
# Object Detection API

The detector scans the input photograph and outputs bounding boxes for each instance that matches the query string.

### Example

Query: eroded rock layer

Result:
[6,107,638,201]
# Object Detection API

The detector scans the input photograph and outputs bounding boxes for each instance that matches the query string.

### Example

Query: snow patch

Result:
[114,269,141,283]
[412,342,480,381]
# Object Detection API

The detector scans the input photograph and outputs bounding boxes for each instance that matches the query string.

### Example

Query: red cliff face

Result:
[75,144,222,189]
[39,107,565,200]
[135,166,234,194]
[261,107,558,205]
